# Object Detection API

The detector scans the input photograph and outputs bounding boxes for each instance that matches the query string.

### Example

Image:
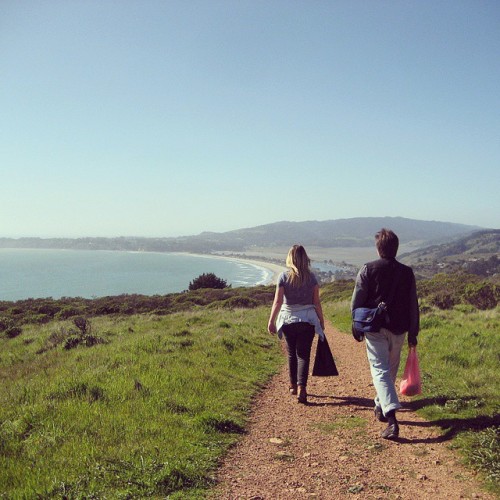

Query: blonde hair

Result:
[285,245,312,287]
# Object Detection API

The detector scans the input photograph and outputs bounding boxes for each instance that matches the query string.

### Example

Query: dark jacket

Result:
[351,257,419,344]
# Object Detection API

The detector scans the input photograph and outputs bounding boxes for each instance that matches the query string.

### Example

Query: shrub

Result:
[418,272,499,310]
[61,318,106,350]
[64,333,105,349]
[429,292,458,310]
[463,283,499,310]
[188,273,228,291]
[24,313,51,325]
[0,317,13,332]
[4,326,22,338]
[219,296,259,309]
[320,280,355,302]
[36,303,61,317]
[0,317,22,338]
[36,328,69,353]
[55,306,85,320]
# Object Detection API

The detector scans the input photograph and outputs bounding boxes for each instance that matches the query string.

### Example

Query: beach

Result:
[227,257,286,285]
[189,253,287,285]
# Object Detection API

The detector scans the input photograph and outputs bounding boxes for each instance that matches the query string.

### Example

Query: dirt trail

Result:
[212,321,494,499]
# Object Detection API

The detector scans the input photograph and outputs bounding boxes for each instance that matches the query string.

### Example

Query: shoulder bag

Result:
[351,267,401,342]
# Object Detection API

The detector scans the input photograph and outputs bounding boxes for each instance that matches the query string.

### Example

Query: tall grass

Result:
[413,305,500,488]
[2,281,498,496]
[0,308,282,498]
[322,299,352,334]
[326,299,500,491]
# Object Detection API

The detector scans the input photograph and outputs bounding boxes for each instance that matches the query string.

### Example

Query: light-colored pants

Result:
[365,328,407,415]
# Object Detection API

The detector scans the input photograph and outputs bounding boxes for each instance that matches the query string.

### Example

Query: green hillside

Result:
[400,229,500,279]
[1,278,498,497]
[0,305,282,498]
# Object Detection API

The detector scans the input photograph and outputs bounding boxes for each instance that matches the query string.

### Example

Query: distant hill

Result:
[399,229,500,279]
[194,217,480,249]
[0,217,482,253]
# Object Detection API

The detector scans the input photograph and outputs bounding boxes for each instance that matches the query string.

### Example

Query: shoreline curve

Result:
[185,253,286,286]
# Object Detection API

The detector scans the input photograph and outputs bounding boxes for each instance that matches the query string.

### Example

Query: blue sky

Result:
[1,1,499,237]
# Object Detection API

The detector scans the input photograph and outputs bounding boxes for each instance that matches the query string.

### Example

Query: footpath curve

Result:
[212,321,494,499]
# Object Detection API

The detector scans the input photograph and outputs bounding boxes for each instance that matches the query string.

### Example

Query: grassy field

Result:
[1,279,499,497]
[414,304,500,488]
[0,308,282,498]
[323,299,500,491]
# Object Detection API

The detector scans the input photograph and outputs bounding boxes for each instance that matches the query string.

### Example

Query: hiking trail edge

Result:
[211,321,495,499]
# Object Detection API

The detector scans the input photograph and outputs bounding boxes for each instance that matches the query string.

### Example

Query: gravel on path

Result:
[212,321,494,500]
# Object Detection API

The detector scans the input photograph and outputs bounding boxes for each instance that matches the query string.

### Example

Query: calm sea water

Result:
[0,249,274,301]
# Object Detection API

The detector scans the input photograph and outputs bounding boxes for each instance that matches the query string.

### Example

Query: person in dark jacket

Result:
[351,229,419,439]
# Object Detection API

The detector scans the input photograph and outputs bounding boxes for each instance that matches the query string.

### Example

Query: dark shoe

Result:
[374,406,388,422]
[297,388,307,404]
[381,423,399,440]
[289,384,298,395]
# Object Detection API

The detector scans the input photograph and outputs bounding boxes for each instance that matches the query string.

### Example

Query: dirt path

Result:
[212,321,494,499]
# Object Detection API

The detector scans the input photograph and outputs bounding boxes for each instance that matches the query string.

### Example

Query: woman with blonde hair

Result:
[268,245,325,404]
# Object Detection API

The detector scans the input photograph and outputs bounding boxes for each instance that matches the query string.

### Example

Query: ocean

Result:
[0,249,275,301]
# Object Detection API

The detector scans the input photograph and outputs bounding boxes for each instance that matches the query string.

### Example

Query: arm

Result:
[268,285,284,334]
[351,265,368,312]
[313,284,325,330]
[407,272,419,347]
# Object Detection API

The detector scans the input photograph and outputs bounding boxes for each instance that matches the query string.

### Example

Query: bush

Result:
[463,283,499,310]
[417,272,499,310]
[320,280,355,302]
[55,306,85,320]
[60,318,106,350]
[4,326,22,338]
[188,273,229,291]
[219,296,259,309]
[0,317,15,332]
[0,317,22,338]
[24,313,52,325]
[36,303,61,317]
[429,292,458,310]
[36,328,69,353]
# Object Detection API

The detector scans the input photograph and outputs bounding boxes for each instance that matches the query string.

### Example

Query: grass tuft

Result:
[465,427,500,484]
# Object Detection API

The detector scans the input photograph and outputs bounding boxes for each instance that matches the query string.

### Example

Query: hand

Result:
[408,342,417,349]
[268,323,277,335]
[352,325,365,342]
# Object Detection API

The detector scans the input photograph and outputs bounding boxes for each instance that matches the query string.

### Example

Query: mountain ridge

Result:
[213,216,482,247]
[0,217,484,253]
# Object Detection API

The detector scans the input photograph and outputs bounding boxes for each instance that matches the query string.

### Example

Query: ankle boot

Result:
[297,385,307,404]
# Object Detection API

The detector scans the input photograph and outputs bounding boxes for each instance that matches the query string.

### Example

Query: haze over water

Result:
[0,249,274,301]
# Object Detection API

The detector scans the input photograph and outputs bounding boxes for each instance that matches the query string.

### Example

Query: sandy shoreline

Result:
[185,253,286,285]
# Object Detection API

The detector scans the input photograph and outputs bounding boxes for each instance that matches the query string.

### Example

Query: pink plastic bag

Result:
[400,347,422,397]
